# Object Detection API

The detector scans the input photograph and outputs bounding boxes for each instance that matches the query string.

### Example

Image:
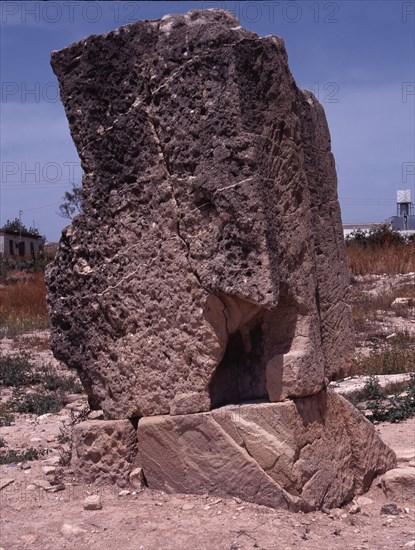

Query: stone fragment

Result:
[88,410,104,420]
[32,479,53,491]
[42,466,56,476]
[118,489,130,496]
[392,297,412,307]
[137,390,396,510]
[348,504,360,514]
[47,484,65,493]
[182,503,195,511]
[355,496,373,507]
[64,393,85,405]
[380,503,399,516]
[129,467,145,491]
[71,420,137,488]
[47,8,354,419]
[61,523,87,536]
[83,494,102,510]
[65,400,88,412]
[381,468,415,502]
[44,456,61,466]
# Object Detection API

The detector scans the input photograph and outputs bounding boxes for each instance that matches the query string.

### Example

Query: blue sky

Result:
[1,1,414,241]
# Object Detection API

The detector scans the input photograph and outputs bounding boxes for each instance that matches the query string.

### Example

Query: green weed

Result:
[351,374,415,423]
[0,447,48,465]
[0,354,41,387]
[11,390,63,415]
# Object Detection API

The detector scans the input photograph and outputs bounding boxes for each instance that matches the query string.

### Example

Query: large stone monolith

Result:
[47,9,354,419]
[47,9,396,509]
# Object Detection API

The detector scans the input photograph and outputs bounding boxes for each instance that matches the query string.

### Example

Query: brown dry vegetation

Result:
[346,240,415,275]
[351,282,415,332]
[0,273,50,336]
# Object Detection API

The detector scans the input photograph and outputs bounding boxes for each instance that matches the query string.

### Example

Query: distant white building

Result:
[0,230,44,258]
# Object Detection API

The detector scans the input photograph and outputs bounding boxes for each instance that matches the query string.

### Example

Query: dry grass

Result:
[347,240,415,275]
[16,334,51,352]
[351,341,415,376]
[0,273,50,336]
[351,282,415,337]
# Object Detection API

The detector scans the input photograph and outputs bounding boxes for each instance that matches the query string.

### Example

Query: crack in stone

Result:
[214,176,255,194]
[145,84,207,292]
[216,295,230,337]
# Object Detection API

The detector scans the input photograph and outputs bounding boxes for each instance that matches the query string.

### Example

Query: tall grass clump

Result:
[352,336,415,376]
[346,224,415,275]
[0,272,50,336]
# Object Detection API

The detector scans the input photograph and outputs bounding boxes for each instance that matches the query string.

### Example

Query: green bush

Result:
[352,374,415,423]
[0,403,15,426]
[346,224,412,249]
[0,447,48,465]
[0,414,14,427]
[0,354,41,387]
[39,368,83,394]
[357,375,384,401]
[12,390,63,415]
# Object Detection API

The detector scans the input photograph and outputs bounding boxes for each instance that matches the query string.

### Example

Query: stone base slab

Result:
[137,390,396,510]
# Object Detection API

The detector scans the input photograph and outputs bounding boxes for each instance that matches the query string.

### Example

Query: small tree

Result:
[0,218,40,237]
[58,183,83,220]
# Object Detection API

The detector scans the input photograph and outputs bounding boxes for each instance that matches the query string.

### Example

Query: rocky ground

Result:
[1,272,414,550]
[0,412,414,550]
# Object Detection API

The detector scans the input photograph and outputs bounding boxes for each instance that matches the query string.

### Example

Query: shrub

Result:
[39,368,83,394]
[0,354,41,387]
[0,447,48,465]
[346,224,410,248]
[349,375,415,423]
[357,375,384,401]
[365,375,415,423]
[12,390,63,415]
[0,403,15,427]
[0,414,14,427]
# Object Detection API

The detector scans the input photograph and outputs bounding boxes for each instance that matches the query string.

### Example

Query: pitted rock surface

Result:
[47,9,354,418]
[71,420,137,487]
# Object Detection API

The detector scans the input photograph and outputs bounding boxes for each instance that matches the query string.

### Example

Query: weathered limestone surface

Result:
[71,420,137,487]
[47,9,354,419]
[137,390,396,511]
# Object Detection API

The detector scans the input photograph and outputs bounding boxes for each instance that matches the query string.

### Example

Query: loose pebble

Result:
[83,494,102,511]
